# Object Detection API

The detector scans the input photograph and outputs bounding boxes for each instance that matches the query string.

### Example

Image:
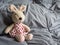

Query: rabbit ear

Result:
[18,5,26,12]
[9,4,18,13]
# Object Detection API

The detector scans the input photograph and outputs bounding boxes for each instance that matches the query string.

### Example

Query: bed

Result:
[0,0,60,45]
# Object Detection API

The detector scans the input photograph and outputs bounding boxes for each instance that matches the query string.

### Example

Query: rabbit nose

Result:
[19,17,22,20]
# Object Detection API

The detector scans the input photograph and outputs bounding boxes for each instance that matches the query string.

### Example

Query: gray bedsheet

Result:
[0,0,60,45]
[24,4,58,45]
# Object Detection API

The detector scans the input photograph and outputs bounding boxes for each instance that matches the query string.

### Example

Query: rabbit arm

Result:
[22,24,30,32]
[5,24,14,34]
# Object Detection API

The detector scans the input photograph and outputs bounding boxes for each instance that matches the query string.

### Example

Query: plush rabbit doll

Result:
[5,4,33,42]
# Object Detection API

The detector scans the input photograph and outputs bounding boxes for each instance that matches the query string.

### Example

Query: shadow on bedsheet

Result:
[0,10,13,26]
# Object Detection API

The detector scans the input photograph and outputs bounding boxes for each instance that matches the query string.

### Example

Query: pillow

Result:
[34,0,53,9]
[2,0,32,5]
[0,13,6,34]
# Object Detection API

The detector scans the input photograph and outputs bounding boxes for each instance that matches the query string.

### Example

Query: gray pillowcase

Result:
[0,0,32,5]
[0,13,6,34]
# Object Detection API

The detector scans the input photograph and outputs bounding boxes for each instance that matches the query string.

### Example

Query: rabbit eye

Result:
[19,17,22,20]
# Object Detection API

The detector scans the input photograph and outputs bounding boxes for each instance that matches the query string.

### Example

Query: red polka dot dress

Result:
[9,22,25,37]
